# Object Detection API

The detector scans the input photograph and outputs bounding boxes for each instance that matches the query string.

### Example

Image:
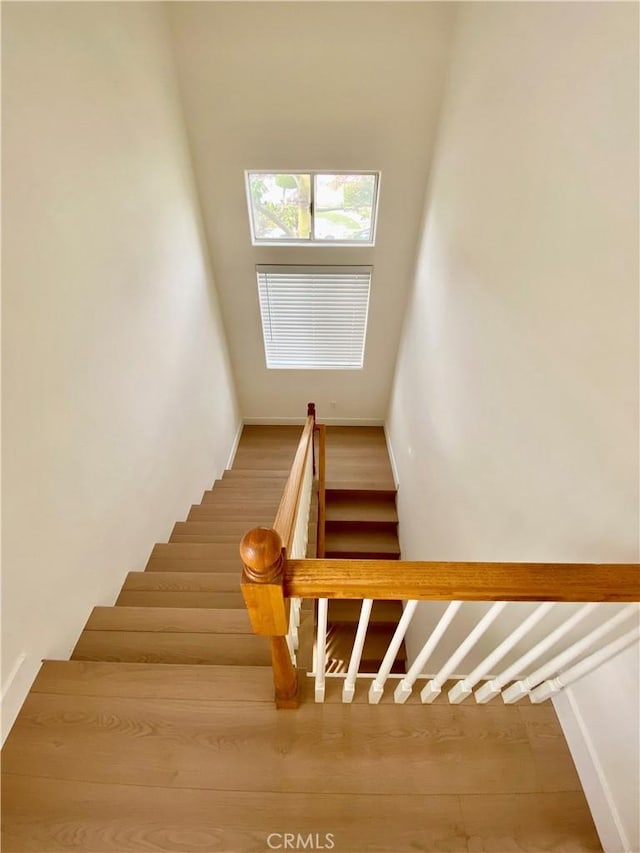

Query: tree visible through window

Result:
[246,172,379,245]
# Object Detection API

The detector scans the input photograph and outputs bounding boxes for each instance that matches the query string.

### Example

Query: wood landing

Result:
[2,665,599,852]
[1,425,600,852]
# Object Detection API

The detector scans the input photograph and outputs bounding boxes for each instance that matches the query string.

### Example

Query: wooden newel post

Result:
[240,527,300,709]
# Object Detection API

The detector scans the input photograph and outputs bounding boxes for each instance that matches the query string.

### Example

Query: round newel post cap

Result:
[240,527,284,583]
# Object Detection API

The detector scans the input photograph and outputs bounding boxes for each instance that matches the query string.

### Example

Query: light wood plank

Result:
[84,607,251,634]
[324,527,401,557]
[326,497,398,523]
[187,507,274,523]
[122,572,240,592]
[145,559,241,573]
[223,468,290,478]
[2,693,539,795]
[116,590,244,608]
[31,661,274,702]
[71,631,271,666]
[325,426,395,488]
[459,791,601,851]
[146,544,242,572]
[1,775,468,853]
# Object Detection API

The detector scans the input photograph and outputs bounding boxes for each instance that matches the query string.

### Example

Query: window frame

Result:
[245,171,380,247]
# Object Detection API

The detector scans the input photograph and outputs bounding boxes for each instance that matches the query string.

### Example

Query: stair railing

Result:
[291,559,639,706]
[241,407,640,709]
[240,406,316,708]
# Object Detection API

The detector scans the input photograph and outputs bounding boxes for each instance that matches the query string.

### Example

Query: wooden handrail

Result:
[284,559,640,602]
[273,415,315,555]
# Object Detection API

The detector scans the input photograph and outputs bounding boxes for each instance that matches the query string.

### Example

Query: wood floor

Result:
[1,425,601,852]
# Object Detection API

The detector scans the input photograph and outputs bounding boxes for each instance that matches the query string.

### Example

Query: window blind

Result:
[256,266,371,369]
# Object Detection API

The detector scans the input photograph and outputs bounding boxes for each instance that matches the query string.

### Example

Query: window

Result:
[256,266,371,369]
[246,172,379,246]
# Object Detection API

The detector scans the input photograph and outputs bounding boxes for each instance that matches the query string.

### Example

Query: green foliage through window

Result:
[247,172,378,244]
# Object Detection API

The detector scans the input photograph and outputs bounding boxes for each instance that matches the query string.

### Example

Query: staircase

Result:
[324,479,405,674]
[1,425,602,852]
[71,469,289,667]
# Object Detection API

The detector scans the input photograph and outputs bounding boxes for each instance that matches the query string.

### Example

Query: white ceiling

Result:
[169,2,456,421]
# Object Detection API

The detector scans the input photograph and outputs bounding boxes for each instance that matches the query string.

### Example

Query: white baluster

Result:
[475,602,598,704]
[369,600,418,704]
[530,624,640,703]
[394,601,463,704]
[448,602,555,704]
[420,602,507,703]
[342,599,373,703]
[285,632,296,666]
[290,440,314,559]
[292,598,302,628]
[285,438,313,668]
[502,603,639,704]
[315,597,328,703]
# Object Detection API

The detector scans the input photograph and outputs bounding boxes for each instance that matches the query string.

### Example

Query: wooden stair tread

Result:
[186,507,274,523]
[2,693,546,797]
[325,482,396,496]
[146,543,242,571]
[170,535,248,544]
[201,490,281,505]
[324,528,400,557]
[122,571,240,592]
[84,607,251,634]
[170,522,258,542]
[223,468,290,479]
[146,560,242,573]
[187,502,280,516]
[325,497,398,523]
[116,590,244,608]
[181,515,272,527]
[212,481,286,492]
[71,631,271,666]
[2,424,600,853]
[31,660,274,702]
[0,775,474,853]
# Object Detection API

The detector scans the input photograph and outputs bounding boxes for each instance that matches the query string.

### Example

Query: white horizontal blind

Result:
[257,266,371,369]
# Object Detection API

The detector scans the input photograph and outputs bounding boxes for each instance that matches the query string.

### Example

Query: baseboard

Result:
[383,422,400,489]
[553,688,629,852]
[242,417,385,426]
[1,652,40,745]
[225,419,244,470]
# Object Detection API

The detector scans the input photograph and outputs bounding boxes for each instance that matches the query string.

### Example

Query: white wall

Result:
[169,2,455,423]
[387,3,638,849]
[1,2,239,740]
[554,642,640,853]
